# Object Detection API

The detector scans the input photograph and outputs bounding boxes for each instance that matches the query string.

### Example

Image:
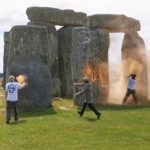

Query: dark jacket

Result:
[77,82,93,103]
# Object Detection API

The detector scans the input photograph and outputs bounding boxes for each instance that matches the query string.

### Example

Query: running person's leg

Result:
[123,89,131,104]
[88,103,101,119]
[6,101,12,123]
[132,90,138,104]
[78,101,87,116]
[13,101,18,121]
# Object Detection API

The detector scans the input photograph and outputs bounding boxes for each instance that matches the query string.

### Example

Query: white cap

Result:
[83,76,89,81]
[9,75,15,80]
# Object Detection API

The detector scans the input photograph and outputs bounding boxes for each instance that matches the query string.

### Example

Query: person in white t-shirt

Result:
[5,75,26,124]
[122,74,137,104]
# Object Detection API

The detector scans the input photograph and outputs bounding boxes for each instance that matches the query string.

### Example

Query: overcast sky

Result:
[0,0,150,73]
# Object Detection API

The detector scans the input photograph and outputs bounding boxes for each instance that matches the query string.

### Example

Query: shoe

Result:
[15,118,19,121]
[77,111,82,117]
[6,121,10,124]
[97,113,101,120]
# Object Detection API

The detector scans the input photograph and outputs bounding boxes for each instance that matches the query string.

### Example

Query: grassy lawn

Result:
[0,84,150,150]
[0,82,5,119]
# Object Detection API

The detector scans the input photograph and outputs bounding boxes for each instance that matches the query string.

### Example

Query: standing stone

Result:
[26,7,87,26]
[86,14,140,32]
[5,25,52,110]
[3,32,10,86]
[58,27,110,103]
[27,21,60,96]
[122,31,148,101]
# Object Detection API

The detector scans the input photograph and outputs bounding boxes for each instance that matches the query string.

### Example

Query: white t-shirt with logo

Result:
[127,78,136,90]
[5,82,22,102]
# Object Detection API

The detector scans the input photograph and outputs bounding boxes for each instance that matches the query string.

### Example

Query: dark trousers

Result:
[6,101,18,122]
[123,89,137,104]
[80,101,100,116]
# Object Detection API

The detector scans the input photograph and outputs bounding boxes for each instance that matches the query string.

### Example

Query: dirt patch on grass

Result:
[59,105,77,110]
[53,99,77,111]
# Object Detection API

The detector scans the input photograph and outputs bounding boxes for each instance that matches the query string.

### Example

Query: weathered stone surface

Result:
[5,25,52,110]
[27,21,60,96]
[86,14,140,32]
[122,32,148,101]
[3,32,10,86]
[9,58,52,110]
[58,27,110,103]
[26,7,87,26]
[27,21,55,28]
[27,22,58,69]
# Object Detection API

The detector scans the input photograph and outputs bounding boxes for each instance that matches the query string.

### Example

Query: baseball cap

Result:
[83,76,89,81]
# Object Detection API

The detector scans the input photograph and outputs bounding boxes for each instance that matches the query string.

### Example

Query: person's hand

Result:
[73,94,77,97]
[22,82,28,88]
[74,93,79,97]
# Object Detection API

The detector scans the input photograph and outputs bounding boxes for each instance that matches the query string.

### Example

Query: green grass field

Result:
[0,83,150,150]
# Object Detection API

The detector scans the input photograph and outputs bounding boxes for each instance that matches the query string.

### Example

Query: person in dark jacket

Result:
[74,77,101,119]
[122,74,137,104]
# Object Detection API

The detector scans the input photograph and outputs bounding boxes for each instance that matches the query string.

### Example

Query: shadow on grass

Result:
[77,103,150,112]
[84,117,99,122]
[9,119,27,125]
[21,106,57,118]
[97,104,150,111]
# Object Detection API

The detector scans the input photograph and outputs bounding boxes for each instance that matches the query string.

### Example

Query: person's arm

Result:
[74,90,85,97]
[21,82,27,88]
[127,74,131,79]
[74,85,87,97]
[18,82,27,90]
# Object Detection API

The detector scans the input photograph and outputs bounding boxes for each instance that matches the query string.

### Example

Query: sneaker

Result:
[97,113,101,120]
[6,121,10,124]
[15,118,19,121]
[77,111,82,117]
